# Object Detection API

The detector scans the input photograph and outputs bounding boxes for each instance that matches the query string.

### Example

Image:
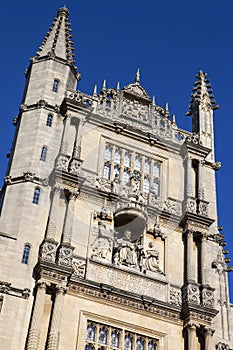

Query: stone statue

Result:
[91,221,113,261]
[111,173,120,194]
[114,230,138,268]
[142,244,162,274]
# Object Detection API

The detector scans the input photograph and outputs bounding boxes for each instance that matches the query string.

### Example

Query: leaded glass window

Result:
[21,244,30,264]
[111,331,119,348]
[124,152,131,167]
[102,143,161,197]
[85,320,158,350]
[105,145,112,161]
[114,149,121,164]
[86,323,96,341]
[134,156,142,171]
[99,327,108,344]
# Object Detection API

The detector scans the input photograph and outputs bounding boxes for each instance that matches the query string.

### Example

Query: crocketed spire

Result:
[36,7,77,68]
[186,70,219,116]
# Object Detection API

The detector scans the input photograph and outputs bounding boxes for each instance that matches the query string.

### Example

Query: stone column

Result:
[184,156,197,213]
[62,191,78,245]
[26,281,49,350]
[46,187,61,240]
[186,323,199,350]
[47,286,67,350]
[203,327,214,350]
[60,114,71,154]
[186,156,193,197]
[198,160,204,200]
[69,118,84,175]
[56,114,71,172]
[187,230,195,283]
[39,187,61,263]
[57,190,78,267]
[201,233,208,285]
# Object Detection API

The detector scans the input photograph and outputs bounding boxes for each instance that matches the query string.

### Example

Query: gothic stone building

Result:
[0,7,232,350]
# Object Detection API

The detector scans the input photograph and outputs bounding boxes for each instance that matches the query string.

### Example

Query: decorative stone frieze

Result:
[216,342,230,350]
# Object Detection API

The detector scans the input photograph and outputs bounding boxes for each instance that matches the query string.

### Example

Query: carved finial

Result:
[93,84,97,97]
[152,95,156,106]
[165,102,169,112]
[116,81,120,90]
[135,68,140,83]
[102,79,107,91]
[172,114,176,124]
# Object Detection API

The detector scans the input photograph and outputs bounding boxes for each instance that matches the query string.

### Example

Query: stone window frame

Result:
[78,311,168,350]
[52,78,59,93]
[46,114,53,127]
[40,146,48,161]
[32,187,40,205]
[21,243,31,264]
[102,140,162,196]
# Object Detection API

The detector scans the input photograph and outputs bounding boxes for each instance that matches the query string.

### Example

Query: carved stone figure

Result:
[114,230,138,268]
[111,174,120,194]
[91,221,113,261]
[142,243,162,274]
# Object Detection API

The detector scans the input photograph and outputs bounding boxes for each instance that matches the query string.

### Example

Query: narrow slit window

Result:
[46,114,53,127]
[21,244,30,264]
[52,79,59,92]
[40,146,47,161]
[33,188,40,205]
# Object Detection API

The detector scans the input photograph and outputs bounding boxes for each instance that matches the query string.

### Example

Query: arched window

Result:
[52,79,59,92]
[33,188,40,205]
[86,323,96,342]
[98,326,108,344]
[21,244,31,264]
[40,146,47,161]
[46,114,53,127]
[111,330,120,348]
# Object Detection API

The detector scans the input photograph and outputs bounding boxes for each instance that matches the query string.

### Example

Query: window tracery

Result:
[103,143,161,196]
[85,321,158,350]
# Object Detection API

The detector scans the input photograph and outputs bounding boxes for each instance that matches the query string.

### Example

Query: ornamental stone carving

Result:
[202,287,215,307]
[4,176,12,185]
[39,240,58,263]
[169,286,182,306]
[216,342,230,350]
[69,158,82,176]
[72,258,86,278]
[23,171,35,182]
[57,244,74,267]
[183,283,200,304]
[198,199,209,217]
[56,154,70,172]
[183,197,197,214]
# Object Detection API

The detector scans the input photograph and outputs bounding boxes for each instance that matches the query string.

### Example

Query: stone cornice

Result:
[68,278,182,325]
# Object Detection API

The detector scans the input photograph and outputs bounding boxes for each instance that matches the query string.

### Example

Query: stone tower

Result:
[0,7,232,350]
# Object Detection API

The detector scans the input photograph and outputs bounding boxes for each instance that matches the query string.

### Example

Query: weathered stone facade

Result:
[0,6,232,350]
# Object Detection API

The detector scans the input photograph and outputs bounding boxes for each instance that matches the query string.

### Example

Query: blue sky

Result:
[1,1,233,297]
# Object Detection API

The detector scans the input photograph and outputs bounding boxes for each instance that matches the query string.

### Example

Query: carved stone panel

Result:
[86,261,167,301]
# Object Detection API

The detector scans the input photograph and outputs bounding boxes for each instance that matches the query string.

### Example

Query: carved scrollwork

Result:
[170,286,182,306]
[183,283,200,304]
[202,287,214,307]
[39,240,58,263]
[72,258,86,278]
[57,245,74,267]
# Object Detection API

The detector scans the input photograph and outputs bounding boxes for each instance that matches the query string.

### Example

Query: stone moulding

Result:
[0,281,30,299]
[68,280,182,324]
